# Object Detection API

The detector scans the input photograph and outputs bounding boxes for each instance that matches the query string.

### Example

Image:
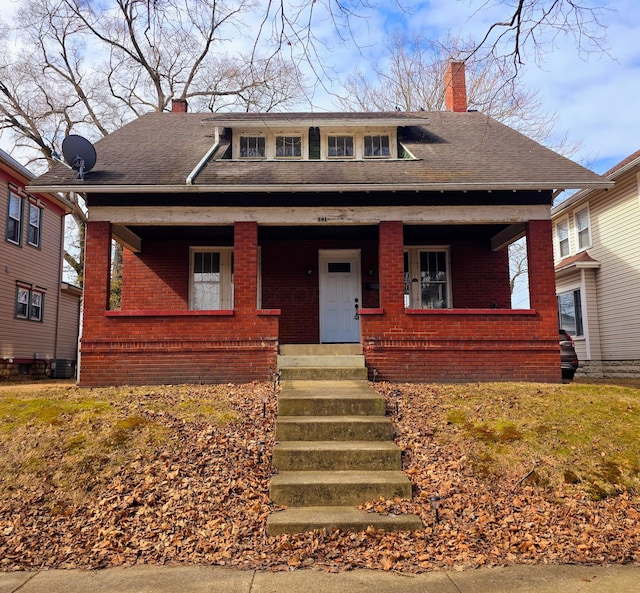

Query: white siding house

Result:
[552,150,640,377]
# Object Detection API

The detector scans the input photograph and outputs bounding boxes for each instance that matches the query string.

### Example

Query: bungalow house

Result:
[29,63,611,386]
[1,148,80,379]
[552,149,640,378]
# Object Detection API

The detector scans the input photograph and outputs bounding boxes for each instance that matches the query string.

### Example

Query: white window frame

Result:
[27,201,42,248]
[557,286,583,337]
[275,135,303,159]
[555,217,570,259]
[574,206,591,251]
[235,129,307,160]
[404,246,451,309]
[189,247,234,310]
[6,191,23,245]
[238,135,266,159]
[15,285,44,321]
[363,134,391,158]
[320,128,396,160]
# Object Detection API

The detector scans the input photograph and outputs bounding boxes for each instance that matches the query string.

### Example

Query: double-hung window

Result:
[364,135,390,157]
[190,248,234,310]
[574,207,591,250]
[239,136,265,158]
[6,192,23,245]
[556,218,570,258]
[15,285,44,321]
[27,202,42,247]
[404,247,450,309]
[557,289,583,336]
[327,135,354,158]
[275,136,302,158]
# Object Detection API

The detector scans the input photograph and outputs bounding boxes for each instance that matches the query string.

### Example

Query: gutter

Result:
[28,180,615,194]
[186,128,219,185]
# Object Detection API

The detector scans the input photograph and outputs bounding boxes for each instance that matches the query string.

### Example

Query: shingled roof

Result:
[29,111,610,194]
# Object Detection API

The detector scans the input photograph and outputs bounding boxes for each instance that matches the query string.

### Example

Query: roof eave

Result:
[27,180,614,194]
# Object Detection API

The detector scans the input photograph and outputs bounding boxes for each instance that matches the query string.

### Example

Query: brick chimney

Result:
[171,98,189,113]
[444,60,467,112]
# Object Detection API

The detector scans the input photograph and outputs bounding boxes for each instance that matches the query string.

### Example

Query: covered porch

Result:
[79,206,560,385]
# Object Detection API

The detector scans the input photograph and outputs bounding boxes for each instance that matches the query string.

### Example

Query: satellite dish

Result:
[62,134,97,180]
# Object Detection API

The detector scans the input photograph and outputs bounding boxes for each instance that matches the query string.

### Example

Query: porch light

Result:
[306,265,313,276]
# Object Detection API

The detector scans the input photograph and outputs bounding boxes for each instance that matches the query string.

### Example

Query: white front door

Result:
[319,250,361,343]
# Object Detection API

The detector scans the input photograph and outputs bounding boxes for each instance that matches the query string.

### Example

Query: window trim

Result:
[238,134,266,159]
[189,247,234,310]
[363,134,391,158]
[6,191,23,245]
[404,246,452,309]
[27,201,43,248]
[557,287,583,337]
[274,135,303,159]
[15,284,45,322]
[555,217,570,259]
[574,205,591,251]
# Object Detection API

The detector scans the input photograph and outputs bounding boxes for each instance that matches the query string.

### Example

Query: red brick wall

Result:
[80,221,278,386]
[362,219,560,383]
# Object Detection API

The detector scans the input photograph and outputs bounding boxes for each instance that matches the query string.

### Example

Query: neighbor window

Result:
[364,135,390,157]
[556,218,569,258]
[275,136,302,158]
[575,207,591,250]
[327,135,354,157]
[239,136,265,158]
[404,247,450,309]
[190,248,234,310]
[15,285,44,321]
[27,202,42,247]
[557,289,583,336]
[6,192,23,245]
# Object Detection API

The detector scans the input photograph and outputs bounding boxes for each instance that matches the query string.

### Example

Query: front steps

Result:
[277,344,368,381]
[266,371,422,535]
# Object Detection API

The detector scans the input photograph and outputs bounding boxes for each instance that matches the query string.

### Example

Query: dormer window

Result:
[239,135,265,158]
[276,136,302,158]
[327,135,354,158]
[364,135,390,157]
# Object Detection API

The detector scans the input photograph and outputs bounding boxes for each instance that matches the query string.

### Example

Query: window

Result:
[575,207,591,250]
[27,202,42,247]
[327,135,354,157]
[275,136,302,158]
[404,247,450,309]
[557,289,583,336]
[15,285,44,321]
[239,136,265,158]
[364,135,390,157]
[556,218,569,258]
[190,248,233,310]
[6,192,23,244]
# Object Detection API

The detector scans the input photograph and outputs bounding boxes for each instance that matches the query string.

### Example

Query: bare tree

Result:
[337,32,580,153]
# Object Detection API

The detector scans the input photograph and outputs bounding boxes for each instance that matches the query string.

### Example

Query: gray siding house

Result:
[552,149,640,377]
[1,148,80,379]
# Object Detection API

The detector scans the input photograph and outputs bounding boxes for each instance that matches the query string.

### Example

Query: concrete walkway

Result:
[1,564,639,593]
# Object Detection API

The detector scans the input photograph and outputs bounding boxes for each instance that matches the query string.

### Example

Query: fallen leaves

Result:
[0,381,639,573]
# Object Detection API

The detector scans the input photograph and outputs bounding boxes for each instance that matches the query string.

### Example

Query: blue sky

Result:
[308,0,640,175]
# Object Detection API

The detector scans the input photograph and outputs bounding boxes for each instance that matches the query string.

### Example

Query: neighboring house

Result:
[552,149,640,378]
[1,148,80,379]
[30,63,610,386]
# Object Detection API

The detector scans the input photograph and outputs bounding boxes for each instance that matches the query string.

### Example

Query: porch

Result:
[78,218,560,386]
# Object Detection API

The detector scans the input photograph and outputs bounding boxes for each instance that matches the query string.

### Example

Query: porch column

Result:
[234,221,258,314]
[83,221,112,316]
[379,221,405,314]
[526,219,558,333]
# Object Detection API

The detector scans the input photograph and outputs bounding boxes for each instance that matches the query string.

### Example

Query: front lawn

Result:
[0,379,638,571]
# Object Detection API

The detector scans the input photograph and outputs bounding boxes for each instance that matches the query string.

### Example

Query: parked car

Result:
[559,329,579,380]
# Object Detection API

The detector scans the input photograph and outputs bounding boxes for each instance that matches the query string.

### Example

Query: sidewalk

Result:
[1,564,639,593]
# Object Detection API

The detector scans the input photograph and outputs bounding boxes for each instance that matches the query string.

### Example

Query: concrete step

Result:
[270,471,413,506]
[279,367,368,381]
[277,354,365,368]
[278,381,385,416]
[273,441,402,471]
[275,416,394,442]
[279,344,363,356]
[266,506,423,535]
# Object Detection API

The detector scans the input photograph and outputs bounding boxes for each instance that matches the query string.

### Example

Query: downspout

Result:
[186,127,220,185]
[53,203,66,363]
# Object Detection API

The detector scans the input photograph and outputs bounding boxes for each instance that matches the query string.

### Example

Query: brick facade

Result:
[79,219,560,385]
